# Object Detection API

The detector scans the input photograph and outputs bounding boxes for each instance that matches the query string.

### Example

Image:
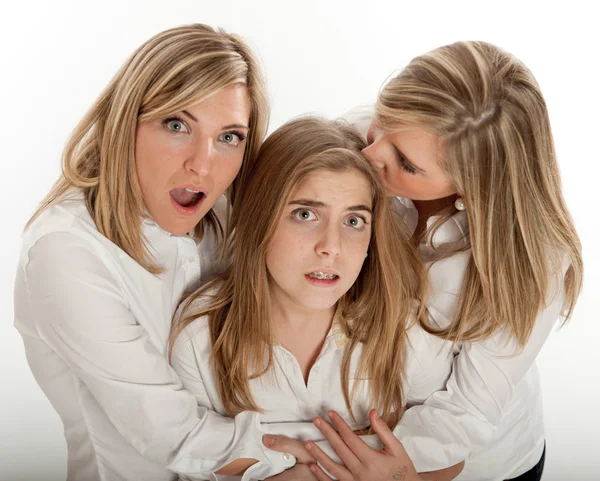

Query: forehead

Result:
[185,85,251,118]
[291,169,372,205]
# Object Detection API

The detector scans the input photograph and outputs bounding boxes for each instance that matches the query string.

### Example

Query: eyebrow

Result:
[289,199,373,214]
[393,144,426,174]
[181,111,249,130]
[222,123,250,131]
[181,110,198,122]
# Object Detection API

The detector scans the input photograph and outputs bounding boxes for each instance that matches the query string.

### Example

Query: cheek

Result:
[214,153,245,187]
[345,232,371,271]
[136,135,180,188]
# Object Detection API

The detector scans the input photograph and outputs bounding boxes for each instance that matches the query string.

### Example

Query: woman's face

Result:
[266,168,372,314]
[135,85,251,235]
[362,122,456,200]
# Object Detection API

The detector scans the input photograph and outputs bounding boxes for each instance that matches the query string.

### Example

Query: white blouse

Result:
[13,193,294,481]
[170,302,455,481]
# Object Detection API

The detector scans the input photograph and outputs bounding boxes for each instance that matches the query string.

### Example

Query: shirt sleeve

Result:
[20,232,293,480]
[314,256,568,472]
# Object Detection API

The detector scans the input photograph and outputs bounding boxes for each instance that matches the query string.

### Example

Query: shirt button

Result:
[283,453,292,462]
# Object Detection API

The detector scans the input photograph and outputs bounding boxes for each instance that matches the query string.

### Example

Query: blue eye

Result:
[293,209,317,222]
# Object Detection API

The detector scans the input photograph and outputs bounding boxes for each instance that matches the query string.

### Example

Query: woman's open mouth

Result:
[170,187,206,215]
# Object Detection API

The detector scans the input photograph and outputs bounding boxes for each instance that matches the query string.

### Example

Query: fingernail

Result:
[314,418,321,427]
[263,434,274,446]
[373,410,380,420]
[310,465,317,473]
[328,410,335,420]
[306,443,313,451]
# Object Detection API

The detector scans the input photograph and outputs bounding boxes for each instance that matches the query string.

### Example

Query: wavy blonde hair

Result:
[170,117,425,427]
[376,41,583,345]
[28,24,269,273]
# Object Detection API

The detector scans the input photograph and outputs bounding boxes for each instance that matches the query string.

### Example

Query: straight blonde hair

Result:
[28,24,269,273]
[376,41,583,345]
[170,117,425,427]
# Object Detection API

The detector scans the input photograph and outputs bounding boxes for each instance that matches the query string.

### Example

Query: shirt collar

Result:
[393,196,469,259]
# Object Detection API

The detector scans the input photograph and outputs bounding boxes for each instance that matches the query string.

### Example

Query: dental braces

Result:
[308,272,337,280]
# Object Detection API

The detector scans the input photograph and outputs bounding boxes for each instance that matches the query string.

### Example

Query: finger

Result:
[369,409,409,459]
[312,417,361,471]
[309,463,336,481]
[305,440,350,480]
[327,410,375,463]
[263,434,317,464]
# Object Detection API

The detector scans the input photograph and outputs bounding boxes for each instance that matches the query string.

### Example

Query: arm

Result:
[19,233,292,480]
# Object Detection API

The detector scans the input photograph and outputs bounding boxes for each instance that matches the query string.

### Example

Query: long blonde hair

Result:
[376,41,583,345]
[28,24,269,273]
[170,117,424,426]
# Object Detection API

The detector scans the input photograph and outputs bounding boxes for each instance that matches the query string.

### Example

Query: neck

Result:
[270,296,335,333]
[270,293,336,384]
[412,194,457,238]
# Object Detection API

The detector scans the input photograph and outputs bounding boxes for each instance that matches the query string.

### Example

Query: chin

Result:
[156,218,200,236]
[300,295,341,312]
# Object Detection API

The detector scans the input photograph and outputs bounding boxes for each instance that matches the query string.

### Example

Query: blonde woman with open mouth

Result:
[12,24,306,481]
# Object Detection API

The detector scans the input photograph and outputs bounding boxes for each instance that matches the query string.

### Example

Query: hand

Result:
[305,409,422,481]
[263,434,317,464]
[264,464,319,480]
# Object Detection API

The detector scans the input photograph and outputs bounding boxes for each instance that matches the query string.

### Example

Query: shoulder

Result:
[19,196,133,299]
[22,194,107,264]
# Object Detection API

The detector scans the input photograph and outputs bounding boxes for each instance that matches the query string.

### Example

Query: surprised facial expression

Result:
[135,85,251,234]
[266,169,373,314]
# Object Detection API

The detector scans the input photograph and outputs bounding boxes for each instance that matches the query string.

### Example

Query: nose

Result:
[185,137,213,176]
[315,221,342,258]
[362,143,385,171]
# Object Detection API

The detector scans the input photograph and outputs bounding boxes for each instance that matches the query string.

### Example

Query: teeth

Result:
[185,188,200,193]
[308,271,337,280]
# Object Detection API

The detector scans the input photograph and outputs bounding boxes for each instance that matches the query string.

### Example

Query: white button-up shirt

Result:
[13,193,293,481]
[170,305,454,481]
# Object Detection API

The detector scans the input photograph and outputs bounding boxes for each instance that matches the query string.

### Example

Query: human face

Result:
[362,122,456,200]
[266,169,373,314]
[135,85,251,235]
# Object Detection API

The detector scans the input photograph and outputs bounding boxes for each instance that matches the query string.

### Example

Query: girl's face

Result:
[135,85,251,235]
[362,122,456,200]
[266,169,373,315]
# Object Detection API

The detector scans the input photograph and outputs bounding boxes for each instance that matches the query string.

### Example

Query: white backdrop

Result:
[1,1,598,480]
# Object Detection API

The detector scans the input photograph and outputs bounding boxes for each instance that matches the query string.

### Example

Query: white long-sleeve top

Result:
[300,105,566,480]
[170,302,455,481]
[13,193,294,481]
